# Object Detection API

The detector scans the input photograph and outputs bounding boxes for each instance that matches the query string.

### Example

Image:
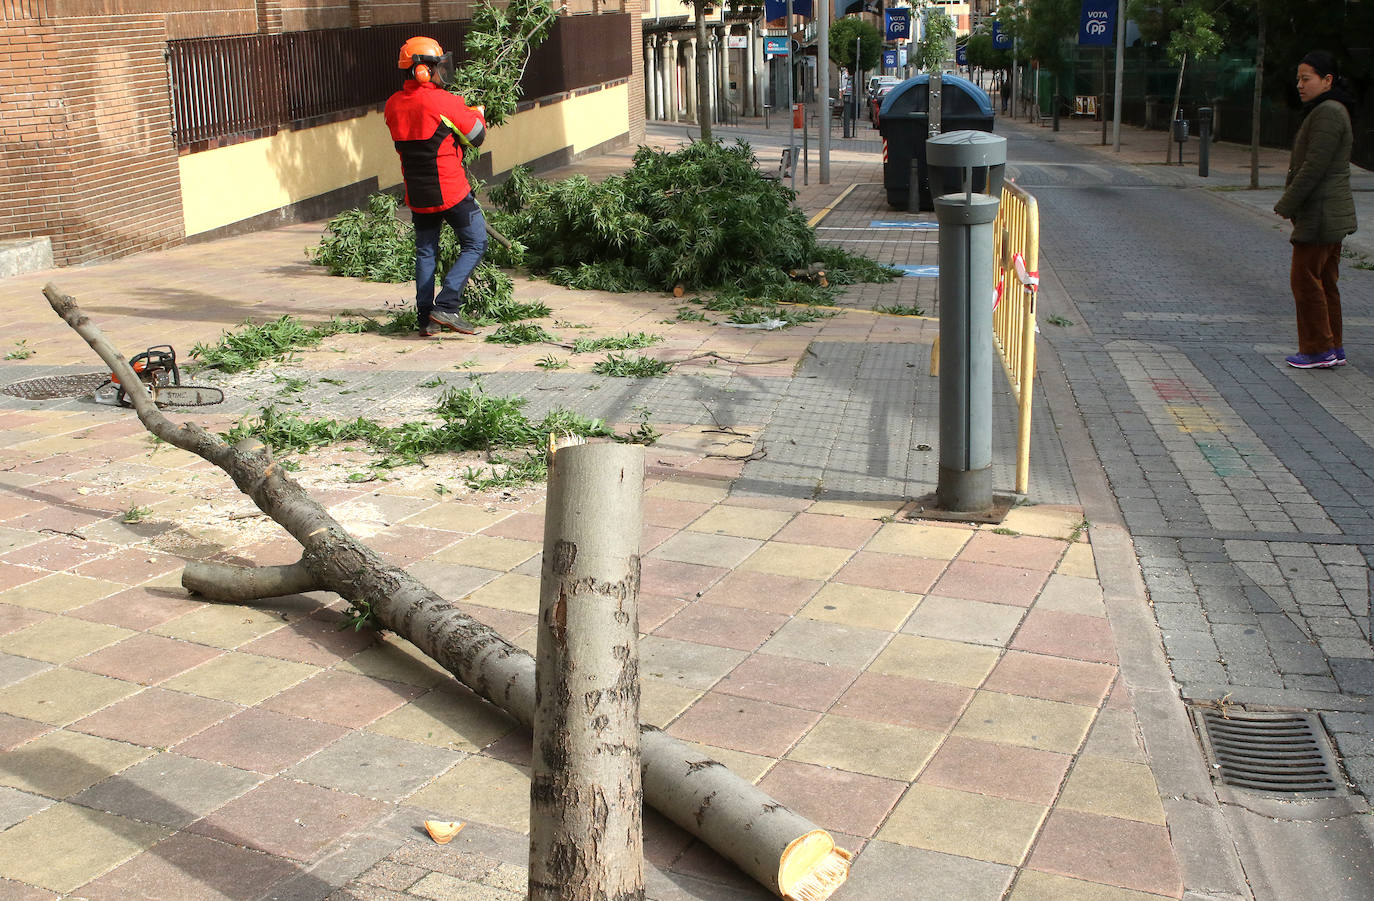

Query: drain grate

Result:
[3,372,108,400]
[1193,708,1344,796]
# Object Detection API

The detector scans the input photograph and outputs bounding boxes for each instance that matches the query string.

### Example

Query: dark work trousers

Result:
[1289,242,1344,355]
[413,193,489,329]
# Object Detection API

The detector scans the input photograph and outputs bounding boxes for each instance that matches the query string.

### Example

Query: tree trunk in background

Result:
[1250,11,1265,189]
[1167,51,1188,164]
[696,2,713,141]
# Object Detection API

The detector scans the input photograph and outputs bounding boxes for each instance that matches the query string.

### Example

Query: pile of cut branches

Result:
[487,140,899,303]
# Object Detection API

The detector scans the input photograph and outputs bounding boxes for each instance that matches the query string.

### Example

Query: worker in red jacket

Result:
[384,36,489,336]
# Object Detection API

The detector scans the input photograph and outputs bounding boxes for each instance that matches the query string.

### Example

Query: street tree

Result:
[684,0,716,141]
[1013,0,1078,120]
[829,16,882,88]
[915,7,956,72]
[1127,0,1223,161]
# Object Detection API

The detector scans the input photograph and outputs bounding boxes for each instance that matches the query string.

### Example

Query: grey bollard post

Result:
[926,131,1006,514]
[1198,107,1212,178]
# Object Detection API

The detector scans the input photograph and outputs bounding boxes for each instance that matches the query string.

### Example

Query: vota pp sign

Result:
[1078,0,1115,47]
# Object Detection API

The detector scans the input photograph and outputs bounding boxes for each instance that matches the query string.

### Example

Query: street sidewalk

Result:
[0,121,1205,900]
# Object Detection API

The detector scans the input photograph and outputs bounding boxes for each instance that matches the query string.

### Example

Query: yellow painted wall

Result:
[179,84,632,237]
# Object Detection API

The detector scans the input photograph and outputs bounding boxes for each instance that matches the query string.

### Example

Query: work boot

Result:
[429,309,478,335]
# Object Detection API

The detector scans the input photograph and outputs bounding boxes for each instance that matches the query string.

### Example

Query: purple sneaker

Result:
[1334,347,1347,366]
[1285,350,1338,369]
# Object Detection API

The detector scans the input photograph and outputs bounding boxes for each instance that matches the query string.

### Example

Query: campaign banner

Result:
[764,0,812,20]
[1078,0,1115,46]
[955,44,967,65]
[885,8,911,42]
[991,21,1011,50]
[883,49,898,68]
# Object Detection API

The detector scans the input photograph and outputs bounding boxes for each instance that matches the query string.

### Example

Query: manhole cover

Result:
[1193,708,1344,796]
[2,372,108,401]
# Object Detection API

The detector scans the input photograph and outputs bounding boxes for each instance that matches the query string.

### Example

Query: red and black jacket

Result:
[384,81,487,214]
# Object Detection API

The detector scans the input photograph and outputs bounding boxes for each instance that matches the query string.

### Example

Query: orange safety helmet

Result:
[398,36,447,85]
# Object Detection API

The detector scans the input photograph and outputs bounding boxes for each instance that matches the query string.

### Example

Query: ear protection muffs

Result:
[413,61,432,84]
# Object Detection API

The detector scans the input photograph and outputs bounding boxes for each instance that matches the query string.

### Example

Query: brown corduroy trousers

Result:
[1289,242,1344,355]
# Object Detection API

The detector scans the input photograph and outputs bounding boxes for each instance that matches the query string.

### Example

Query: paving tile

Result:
[983,651,1117,707]
[339,635,453,688]
[67,633,223,686]
[1058,543,1098,579]
[760,618,892,670]
[0,728,152,798]
[788,713,942,781]
[640,680,703,728]
[409,755,531,834]
[696,568,822,615]
[1012,609,1119,665]
[639,635,748,690]
[403,561,502,600]
[684,505,793,540]
[1028,809,1182,897]
[807,499,905,520]
[954,691,1097,754]
[0,802,169,893]
[400,502,512,533]
[370,523,465,566]
[798,582,922,632]
[738,542,853,581]
[70,687,236,749]
[832,550,947,595]
[0,667,139,726]
[1080,708,1146,763]
[682,740,776,783]
[841,840,1014,901]
[150,604,292,649]
[930,559,1049,607]
[160,652,319,706]
[641,496,713,529]
[367,683,519,752]
[640,557,730,600]
[961,531,1068,571]
[0,535,118,573]
[74,830,301,901]
[287,731,462,801]
[0,603,50,638]
[0,712,52,751]
[771,512,881,549]
[174,708,348,775]
[72,550,184,586]
[1010,870,1172,901]
[877,783,1048,866]
[189,777,388,862]
[0,572,122,612]
[0,651,49,688]
[461,572,541,614]
[870,634,1000,688]
[71,752,263,828]
[666,692,820,757]
[67,584,206,630]
[715,653,858,711]
[0,785,52,830]
[902,594,1027,646]
[0,616,134,664]
[653,601,786,651]
[833,671,974,732]
[756,760,906,837]
[648,530,764,570]
[997,505,1088,541]
[261,669,424,729]
[918,735,1072,805]
[644,479,729,506]
[238,610,380,666]
[1055,756,1167,826]
[866,522,971,559]
[432,534,541,571]
[1035,573,1108,617]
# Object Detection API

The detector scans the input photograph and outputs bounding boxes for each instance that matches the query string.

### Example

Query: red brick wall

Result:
[625,0,644,143]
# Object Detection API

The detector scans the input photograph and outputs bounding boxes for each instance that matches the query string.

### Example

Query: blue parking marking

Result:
[897,265,940,278]
[869,220,939,230]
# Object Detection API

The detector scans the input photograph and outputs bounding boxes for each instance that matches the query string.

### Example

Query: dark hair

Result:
[1301,50,1337,79]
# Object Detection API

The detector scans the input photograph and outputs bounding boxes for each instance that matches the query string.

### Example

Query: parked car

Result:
[868,75,901,126]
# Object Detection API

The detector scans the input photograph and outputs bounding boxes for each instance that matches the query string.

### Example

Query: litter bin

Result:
[878,74,995,211]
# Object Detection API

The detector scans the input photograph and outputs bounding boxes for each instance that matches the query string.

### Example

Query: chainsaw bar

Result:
[150,385,225,407]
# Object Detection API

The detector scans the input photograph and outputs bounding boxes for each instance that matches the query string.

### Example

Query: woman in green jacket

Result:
[1273,50,1358,369]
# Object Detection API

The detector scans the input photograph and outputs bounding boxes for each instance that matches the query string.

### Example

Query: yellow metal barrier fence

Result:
[993,182,1039,495]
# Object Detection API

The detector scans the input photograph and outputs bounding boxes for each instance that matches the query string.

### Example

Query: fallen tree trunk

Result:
[44,284,851,901]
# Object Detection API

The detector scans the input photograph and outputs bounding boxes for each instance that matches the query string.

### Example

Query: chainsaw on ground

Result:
[93,345,224,408]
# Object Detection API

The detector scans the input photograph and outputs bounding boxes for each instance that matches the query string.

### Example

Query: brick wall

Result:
[625,0,644,143]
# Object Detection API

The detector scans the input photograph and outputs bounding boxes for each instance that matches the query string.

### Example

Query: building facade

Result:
[0,0,644,267]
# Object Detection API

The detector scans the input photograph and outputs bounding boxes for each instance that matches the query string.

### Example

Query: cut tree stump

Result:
[43,284,852,901]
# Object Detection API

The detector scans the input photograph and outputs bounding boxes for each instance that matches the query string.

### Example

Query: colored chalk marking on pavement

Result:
[869,220,940,230]
[897,264,940,278]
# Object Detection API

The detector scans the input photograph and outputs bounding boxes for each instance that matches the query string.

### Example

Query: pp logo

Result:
[1086,20,1108,35]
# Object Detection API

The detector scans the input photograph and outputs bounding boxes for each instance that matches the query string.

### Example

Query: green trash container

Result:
[878,74,995,211]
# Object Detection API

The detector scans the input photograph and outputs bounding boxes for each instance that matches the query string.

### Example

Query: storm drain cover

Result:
[3,372,108,400]
[1193,708,1344,796]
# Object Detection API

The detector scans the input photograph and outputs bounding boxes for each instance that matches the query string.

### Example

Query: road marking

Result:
[869,220,939,229]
